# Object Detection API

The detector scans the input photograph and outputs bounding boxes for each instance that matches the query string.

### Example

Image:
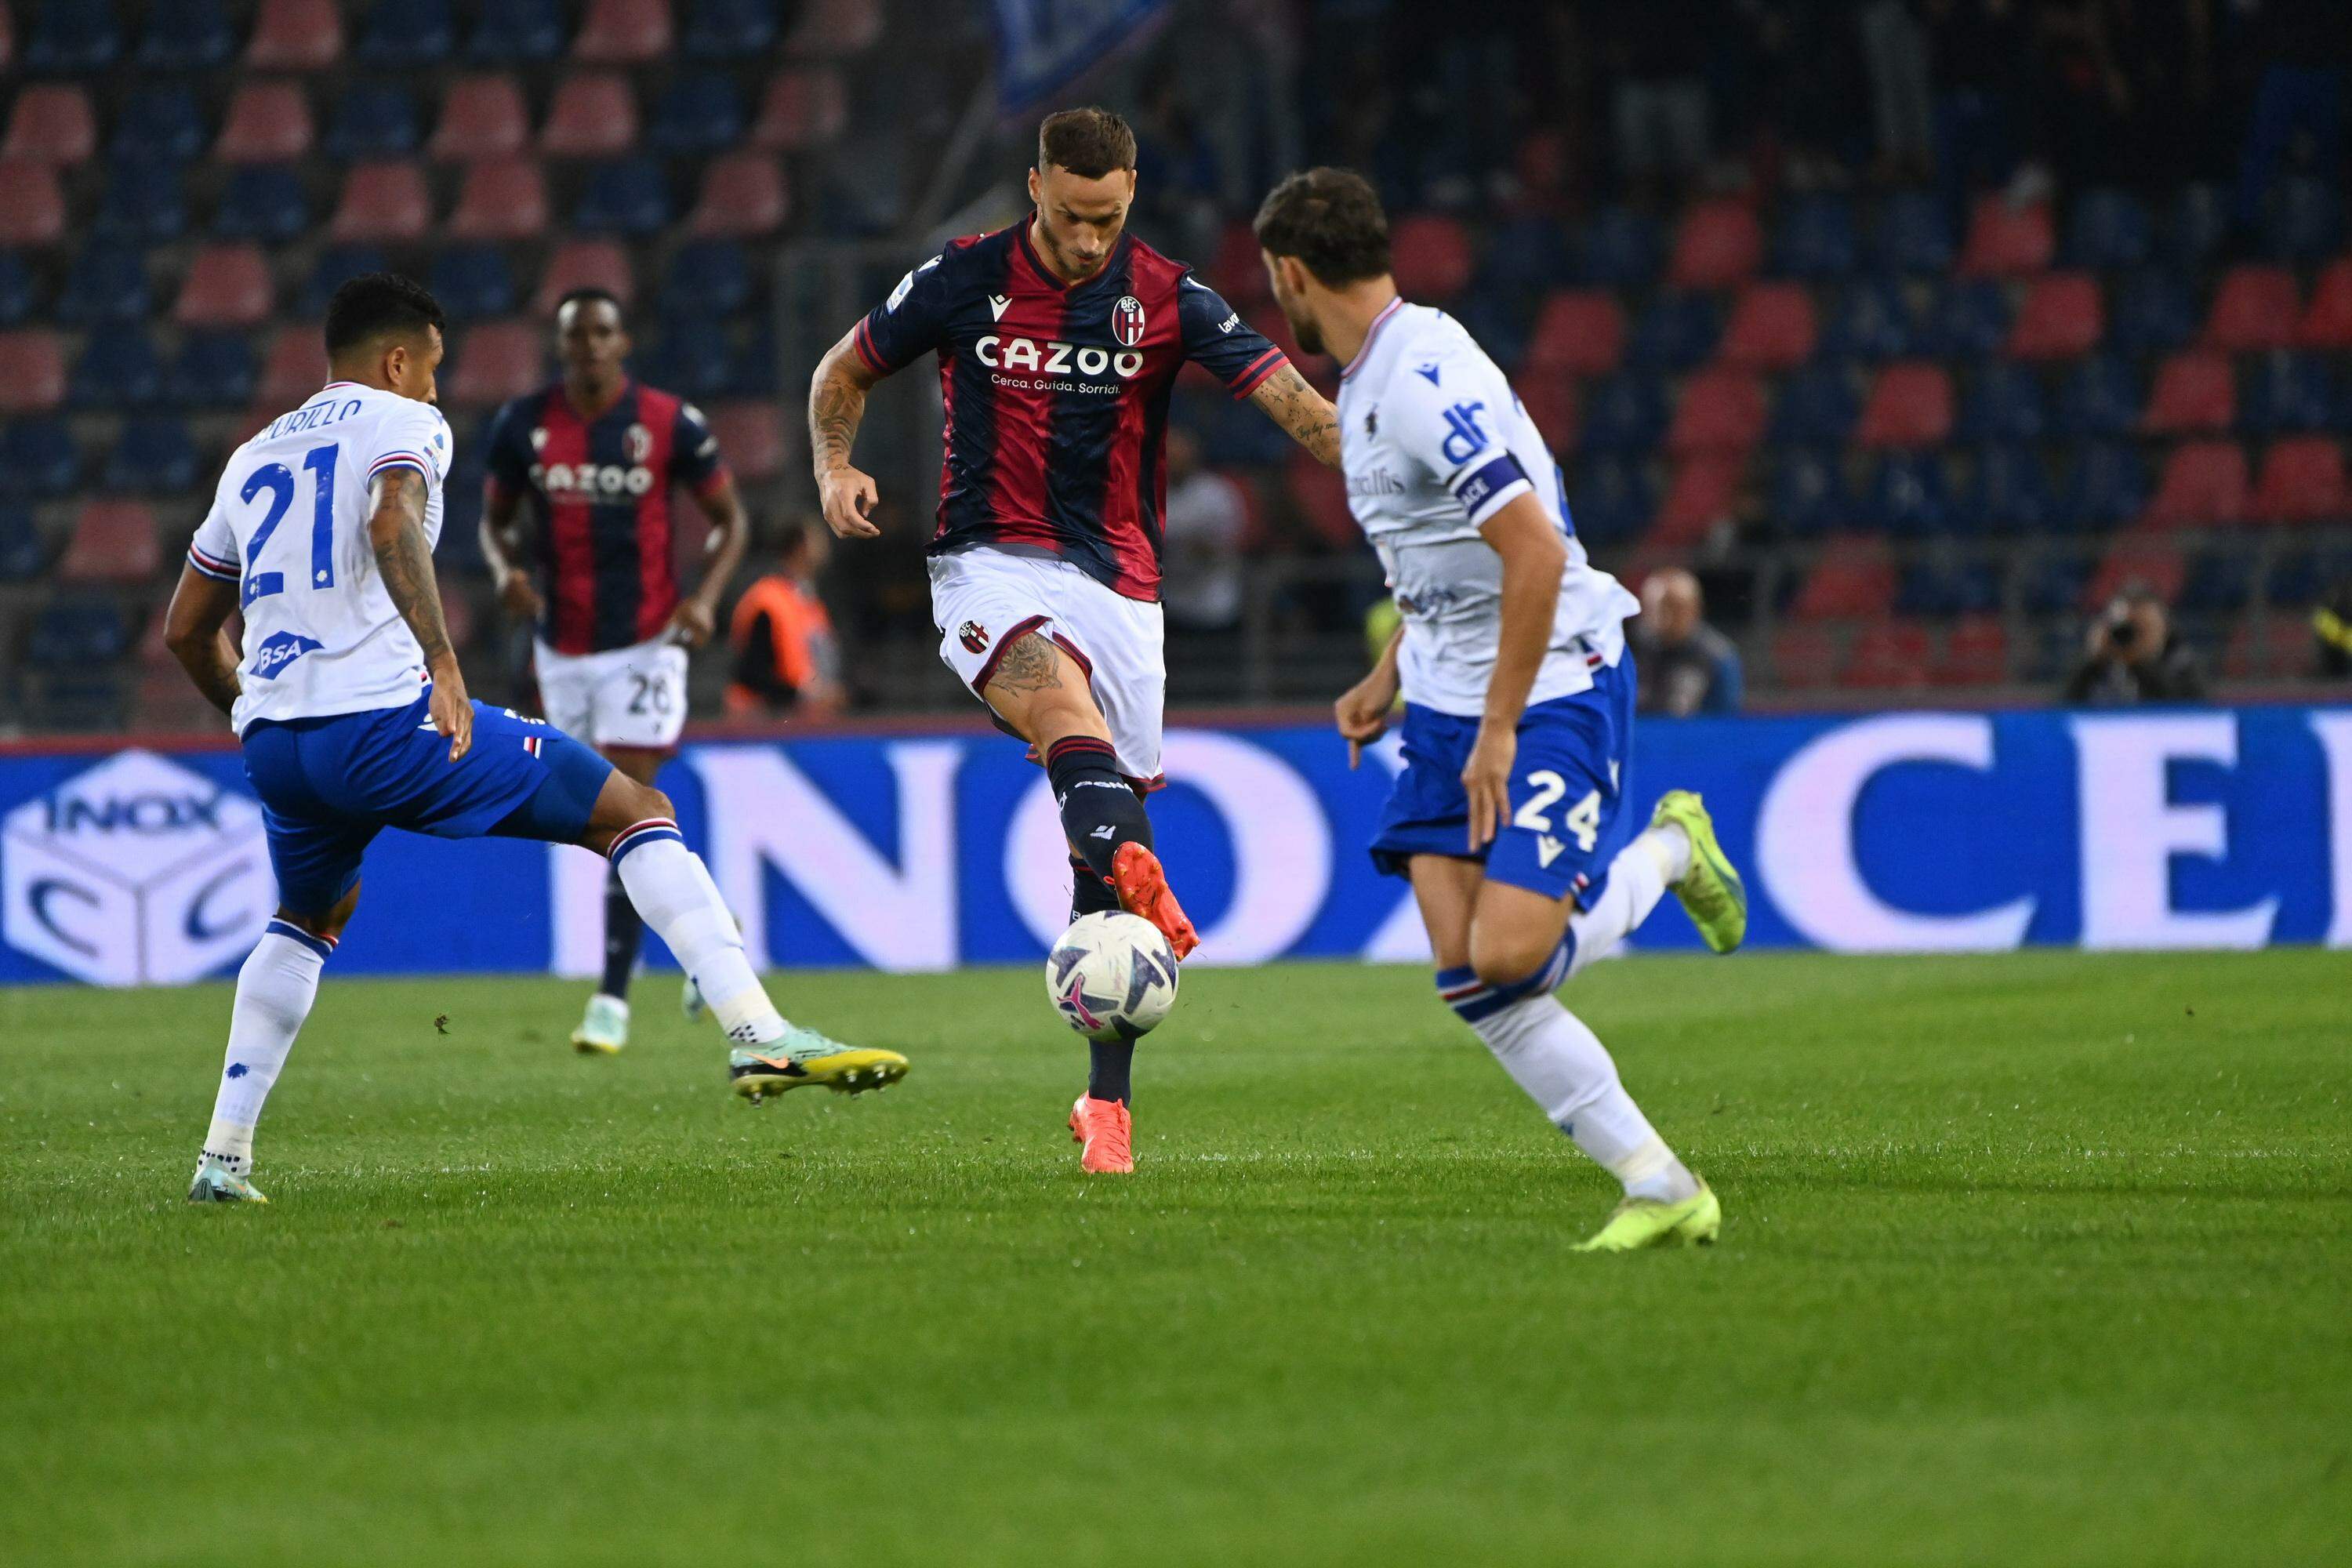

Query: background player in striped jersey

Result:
[806,107,1343,1173]
[480,289,750,1057]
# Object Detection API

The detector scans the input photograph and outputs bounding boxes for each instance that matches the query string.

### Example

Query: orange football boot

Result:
[1069,1094,1134,1174]
[1110,841,1199,960]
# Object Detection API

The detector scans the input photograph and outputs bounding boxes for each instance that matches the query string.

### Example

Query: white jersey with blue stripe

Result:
[1336,301,1638,718]
[187,381,453,734]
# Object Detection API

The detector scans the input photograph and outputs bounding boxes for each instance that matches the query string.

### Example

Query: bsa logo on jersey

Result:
[250,630,324,680]
[959,620,989,655]
[1112,296,1146,349]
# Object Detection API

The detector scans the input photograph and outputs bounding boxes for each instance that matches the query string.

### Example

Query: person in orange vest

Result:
[726,521,846,717]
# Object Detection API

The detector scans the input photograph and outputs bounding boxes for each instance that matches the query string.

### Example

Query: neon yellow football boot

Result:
[729,1028,909,1104]
[1650,790,1746,954]
[1573,1182,1720,1252]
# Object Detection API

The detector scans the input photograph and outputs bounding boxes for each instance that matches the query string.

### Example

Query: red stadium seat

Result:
[786,0,884,56]
[1935,615,2010,686]
[535,241,637,313]
[1958,195,2053,278]
[2222,612,2316,679]
[329,162,431,242]
[258,326,331,408]
[2202,264,2299,353]
[1524,290,1624,377]
[245,0,343,70]
[752,69,847,151]
[431,77,531,162]
[1388,215,1473,303]
[709,403,784,481]
[0,6,13,72]
[445,320,543,407]
[0,330,66,412]
[2085,541,2183,609]
[541,73,640,158]
[2,83,97,165]
[2295,256,2352,349]
[57,500,159,584]
[2139,440,2249,530]
[1515,370,1577,453]
[173,245,274,328]
[1842,621,1932,691]
[448,158,550,241]
[2141,351,2235,435]
[688,153,789,237]
[2249,436,2350,524]
[216,82,314,163]
[2005,271,2102,361]
[1855,361,1953,448]
[1768,624,1842,688]
[1793,537,1896,619]
[1665,368,1765,458]
[1287,450,1358,550]
[1209,220,1272,309]
[0,158,67,245]
[1718,281,1816,371]
[1651,453,1745,545]
[573,0,673,63]
[1667,198,1762,292]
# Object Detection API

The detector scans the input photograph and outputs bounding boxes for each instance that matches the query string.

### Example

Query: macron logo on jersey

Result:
[250,630,324,680]
[989,295,1012,321]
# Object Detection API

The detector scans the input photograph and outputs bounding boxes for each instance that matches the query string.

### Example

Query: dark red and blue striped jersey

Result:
[483,380,728,655]
[854,219,1288,602]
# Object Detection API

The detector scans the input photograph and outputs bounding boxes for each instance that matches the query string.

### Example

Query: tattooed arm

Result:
[1247,364,1343,468]
[367,466,472,761]
[809,328,885,539]
[162,565,245,717]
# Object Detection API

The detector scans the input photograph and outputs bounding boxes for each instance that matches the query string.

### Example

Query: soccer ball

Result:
[1046,912,1179,1043]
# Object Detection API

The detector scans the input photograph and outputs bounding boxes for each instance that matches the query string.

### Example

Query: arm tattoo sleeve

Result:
[368,468,456,668]
[1248,365,1343,468]
[808,348,871,476]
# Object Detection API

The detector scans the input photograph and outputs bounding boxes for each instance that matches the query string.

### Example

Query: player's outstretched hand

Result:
[430,666,474,763]
[1461,722,1515,852]
[665,597,717,649]
[1334,668,1399,769]
[496,573,544,625]
[818,464,881,539]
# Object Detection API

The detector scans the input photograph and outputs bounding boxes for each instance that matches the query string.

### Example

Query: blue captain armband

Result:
[1451,452,1532,521]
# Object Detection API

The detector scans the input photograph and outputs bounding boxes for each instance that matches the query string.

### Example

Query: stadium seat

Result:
[687,154,787,238]
[24,2,123,71]
[575,156,671,234]
[1766,447,1852,535]
[1962,443,2058,535]
[299,244,387,314]
[2269,546,2352,608]
[2063,188,2152,270]
[3,84,96,165]
[0,331,67,412]
[659,240,751,319]
[1651,453,1744,546]
[1842,622,1931,691]
[245,0,341,67]
[641,318,731,398]
[2054,354,2142,439]
[1936,615,2010,685]
[2142,351,2235,435]
[56,241,151,325]
[1954,362,2048,444]
[167,332,258,407]
[470,0,568,64]
[1566,456,1653,546]
[543,73,641,158]
[534,241,635,313]
[112,87,206,162]
[2241,351,2336,434]
[216,82,315,163]
[445,321,543,406]
[709,403,783,481]
[330,162,432,242]
[0,416,78,495]
[1523,290,1624,377]
[0,254,35,326]
[1872,191,1953,274]
[356,0,456,66]
[1896,555,2001,616]
[1718,281,1816,371]
[1473,212,1574,303]
[430,245,519,319]
[104,416,199,492]
[2108,269,2197,356]
[1625,292,1718,372]
[25,596,134,667]
[2005,272,2102,361]
[56,499,159,583]
[2140,440,2249,530]
[1664,368,1764,458]
[1577,374,1666,455]
[2177,546,2256,614]
[1389,215,1474,303]
[2019,552,2092,616]
[2219,610,2313,679]
[1866,451,1954,535]
[258,325,331,407]
[93,158,188,241]
[324,84,420,160]
[132,1,234,68]
[212,165,310,242]
[685,0,782,59]
[648,74,748,157]
[1792,537,1896,619]
[2166,182,2230,269]
[431,76,532,162]
[574,0,673,63]
[1768,365,1860,447]
[785,0,884,57]
[2261,176,2343,264]
[1667,198,1761,292]
[1919,278,2009,358]
[448,158,550,241]
[726,323,778,397]
[1769,194,1857,279]
[2202,264,2299,353]
[2293,256,2352,350]
[1817,277,1914,362]
[1284,449,1355,549]
[752,67,848,151]
[1767,624,1842,688]
[1514,370,1577,453]
[174,244,274,328]
[0,503,53,580]
[2249,437,2349,524]
[0,159,67,245]
[2058,442,2149,532]
[1577,207,1660,289]
[1855,361,1953,448]
[2084,540,2185,610]
[68,324,162,408]
[1959,196,2053,278]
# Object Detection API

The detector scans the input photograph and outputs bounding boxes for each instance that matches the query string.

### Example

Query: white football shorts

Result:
[532,635,690,753]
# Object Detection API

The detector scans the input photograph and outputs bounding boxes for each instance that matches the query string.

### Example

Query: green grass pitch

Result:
[4,950,2347,1566]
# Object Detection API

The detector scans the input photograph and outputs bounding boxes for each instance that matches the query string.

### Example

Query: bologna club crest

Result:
[959,620,989,654]
[1112,295,1146,349]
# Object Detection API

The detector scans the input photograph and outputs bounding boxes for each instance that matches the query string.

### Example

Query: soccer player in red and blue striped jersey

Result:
[808,107,1342,1172]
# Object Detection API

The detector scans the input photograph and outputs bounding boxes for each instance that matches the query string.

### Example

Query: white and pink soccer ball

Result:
[1045,912,1179,1043]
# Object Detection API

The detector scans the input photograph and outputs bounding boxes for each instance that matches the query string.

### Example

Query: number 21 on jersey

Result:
[239,444,339,608]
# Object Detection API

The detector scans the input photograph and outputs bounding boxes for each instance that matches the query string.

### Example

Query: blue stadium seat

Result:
[167,332,259,407]
[681,0,781,59]
[300,245,388,314]
[0,254,38,327]
[574,158,671,235]
[56,242,152,325]
[1919,278,2009,358]
[1625,293,1718,373]
[648,74,746,157]
[1816,277,1914,361]
[1473,214,1574,302]
[2063,188,2152,270]
[0,504,52,580]
[641,319,731,398]
[2058,441,2149,530]
[2241,351,2337,434]
[2055,354,2142,439]
[324,84,421,160]
[2020,554,2092,615]
[660,240,752,319]
[93,158,190,241]
[355,0,456,66]
[1191,390,1293,466]
[1766,447,1852,536]
[136,0,233,69]
[105,416,201,492]
[2178,548,2255,614]
[1450,295,1527,372]
[1577,374,1667,454]
[2165,183,2229,270]
[2262,176,2343,264]
[213,165,312,243]
[1867,451,1954,536]
[113,87,207,162]
[430,245,519,319]
[469,0,568,64]
[1770,194,1859,279]
[1872,191,1952,274]
[69,324,164,408]
[1567,455,1653,546]
[26,596,134,667]
[23,1,125,71]
[1954,362,2049,443]
[0,418,82,499]
[1962,443,2058,535]
[1898,558,1999,616]
[2107,270,2196,356]
[437,445,491,569]
[1577,207,1661,290]
[728,323,780,397]
[2267,547,2352,608]
[1767,365,1859,446]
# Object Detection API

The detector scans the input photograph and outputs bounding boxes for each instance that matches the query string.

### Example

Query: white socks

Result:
[1467,994,1700,1203]
[612,832,784,1045]
[201,924,329,1176]
[1564,823,1689,979]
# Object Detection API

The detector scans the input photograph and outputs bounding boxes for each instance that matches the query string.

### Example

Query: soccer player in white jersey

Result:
[164,275,906,1203]
[1253,171,1749,1250]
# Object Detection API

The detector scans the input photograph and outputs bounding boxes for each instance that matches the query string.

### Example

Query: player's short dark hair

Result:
[554,286,625,323]
[1252,168,1392,288]
[1036,107,1136,178]
[324,272,446,359]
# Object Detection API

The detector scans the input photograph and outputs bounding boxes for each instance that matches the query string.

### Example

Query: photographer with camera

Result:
[2063,585,2209,706]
